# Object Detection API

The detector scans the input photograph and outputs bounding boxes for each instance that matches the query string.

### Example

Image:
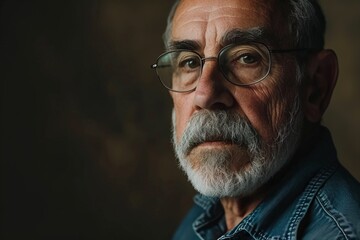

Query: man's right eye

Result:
[178,57,201,69]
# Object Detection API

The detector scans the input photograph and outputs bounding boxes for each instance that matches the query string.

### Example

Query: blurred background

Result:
[1,0,359,239]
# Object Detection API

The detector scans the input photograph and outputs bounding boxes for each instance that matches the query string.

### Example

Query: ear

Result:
[301,50,338,123]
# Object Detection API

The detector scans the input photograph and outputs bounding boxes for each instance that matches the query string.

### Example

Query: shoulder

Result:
[301,165,360,239]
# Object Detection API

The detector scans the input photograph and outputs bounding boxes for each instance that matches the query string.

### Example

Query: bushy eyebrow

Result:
[167,39,201,51]
[166,27,276,52]
[220,27,273,46]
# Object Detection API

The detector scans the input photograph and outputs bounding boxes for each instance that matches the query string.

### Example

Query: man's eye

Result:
[236,53,259,65]
[178,57,201,69]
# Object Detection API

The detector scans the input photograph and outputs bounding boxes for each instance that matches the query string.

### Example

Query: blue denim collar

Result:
[191,127,339,240]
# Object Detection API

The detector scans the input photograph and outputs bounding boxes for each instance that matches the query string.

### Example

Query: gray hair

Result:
[162,0,326,50]
[162,0,181,49]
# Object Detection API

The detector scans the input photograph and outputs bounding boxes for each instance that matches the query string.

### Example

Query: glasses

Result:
[151,42,313,92]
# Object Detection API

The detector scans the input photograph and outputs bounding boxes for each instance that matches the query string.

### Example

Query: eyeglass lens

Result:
[155,43,271,92]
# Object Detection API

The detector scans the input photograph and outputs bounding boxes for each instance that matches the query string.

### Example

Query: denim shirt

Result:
[172,127,360,240]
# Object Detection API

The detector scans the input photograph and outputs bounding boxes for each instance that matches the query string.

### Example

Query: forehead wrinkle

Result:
[173,0,283,52]
[173,5,210,25]
[177,4,238,16]
[174,4,253,26]
[206,4,272,21]
[204,8,250,52]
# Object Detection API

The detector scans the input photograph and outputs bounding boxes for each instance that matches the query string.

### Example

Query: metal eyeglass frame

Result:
[151,42,318,93]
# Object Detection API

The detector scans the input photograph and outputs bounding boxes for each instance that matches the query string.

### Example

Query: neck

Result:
[220,193,264,231]
[220,125,323,231]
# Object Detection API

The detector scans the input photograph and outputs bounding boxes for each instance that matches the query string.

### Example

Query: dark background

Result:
[1,0,359,239]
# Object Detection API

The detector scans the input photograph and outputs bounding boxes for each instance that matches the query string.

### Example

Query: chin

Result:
[187,144,251,172]
[179,137,300,198]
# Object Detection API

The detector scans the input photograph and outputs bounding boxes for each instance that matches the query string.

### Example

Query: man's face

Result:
[170,0,304,197]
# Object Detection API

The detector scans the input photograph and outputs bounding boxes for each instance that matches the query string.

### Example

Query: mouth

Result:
[197,140,234,147]
[186,138,241,155]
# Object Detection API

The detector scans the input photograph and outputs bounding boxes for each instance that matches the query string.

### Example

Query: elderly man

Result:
[151,0,360,239]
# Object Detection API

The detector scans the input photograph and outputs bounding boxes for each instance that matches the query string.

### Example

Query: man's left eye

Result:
[237,54,258,64]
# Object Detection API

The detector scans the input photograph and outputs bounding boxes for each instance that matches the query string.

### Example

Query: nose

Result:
[194,59,234,110]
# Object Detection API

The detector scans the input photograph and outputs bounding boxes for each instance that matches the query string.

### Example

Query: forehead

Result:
[172,0,289,48]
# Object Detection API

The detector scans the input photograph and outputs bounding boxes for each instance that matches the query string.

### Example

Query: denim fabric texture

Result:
[172,127,360,240]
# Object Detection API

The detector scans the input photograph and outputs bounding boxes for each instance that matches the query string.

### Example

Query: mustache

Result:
[176,110,260,155]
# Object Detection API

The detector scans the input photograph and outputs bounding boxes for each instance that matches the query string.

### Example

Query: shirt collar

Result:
[191,127,338,240]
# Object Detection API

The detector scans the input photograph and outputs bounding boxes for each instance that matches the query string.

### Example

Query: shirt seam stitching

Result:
[285,165,336,239]
[316,191,350,240]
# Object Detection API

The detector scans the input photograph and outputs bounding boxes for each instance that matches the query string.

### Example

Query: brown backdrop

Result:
[1,0,359,239]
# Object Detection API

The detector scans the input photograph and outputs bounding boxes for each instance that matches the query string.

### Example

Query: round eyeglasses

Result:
[151,42,313,92]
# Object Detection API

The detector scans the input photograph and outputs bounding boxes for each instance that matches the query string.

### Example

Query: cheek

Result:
[236,77,298,143]
[172,94,194,142]
[264,66,298,135]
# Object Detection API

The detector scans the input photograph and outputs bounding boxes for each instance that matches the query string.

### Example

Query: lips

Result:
[186,136,243,155]
[175,110,259,159]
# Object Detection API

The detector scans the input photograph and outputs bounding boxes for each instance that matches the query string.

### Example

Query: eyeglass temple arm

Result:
[270,48,321,54]
[151,63,172,69]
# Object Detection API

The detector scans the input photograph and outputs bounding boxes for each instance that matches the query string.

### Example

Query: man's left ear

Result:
[302,49,338,123]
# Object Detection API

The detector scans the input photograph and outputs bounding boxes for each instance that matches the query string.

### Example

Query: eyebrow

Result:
[220,27,274,46]
[166,27,277,52]
[167,39,201,51]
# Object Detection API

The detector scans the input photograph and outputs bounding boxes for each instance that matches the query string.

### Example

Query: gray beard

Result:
[172,96,303,198]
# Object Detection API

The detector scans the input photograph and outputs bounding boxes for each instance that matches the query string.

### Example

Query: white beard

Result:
[172,97,303,198]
